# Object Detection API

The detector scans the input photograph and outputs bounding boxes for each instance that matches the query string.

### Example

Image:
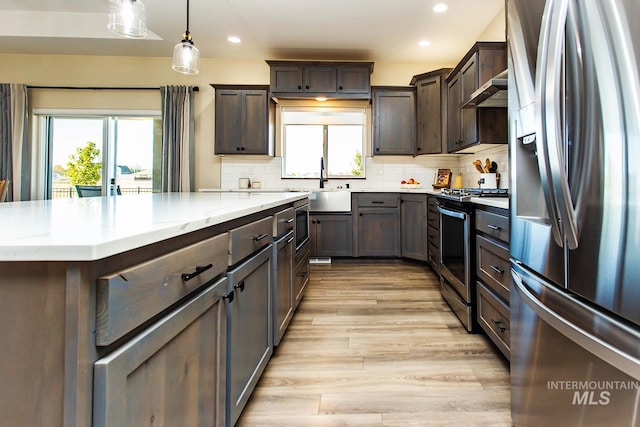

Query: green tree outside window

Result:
[67,141,101,185]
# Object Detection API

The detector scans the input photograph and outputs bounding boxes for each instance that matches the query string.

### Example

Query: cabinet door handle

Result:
[375,147,380,152]
[287,236,295,244]
[490,264,504,275]
[181,263,213,282]
[359,213,363,216]
[222,290,235,303]
[286,218,295,224]
[305,85,310,89]
[297,85,302,90]
[234,280,245,292]
[254,233,269,241]
[487,224,501,230]
[491,319,506,333]
[338,85,343,90]
[236,147,241,151]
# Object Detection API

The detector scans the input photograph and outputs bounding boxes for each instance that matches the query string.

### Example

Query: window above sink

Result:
[281,106,366,180]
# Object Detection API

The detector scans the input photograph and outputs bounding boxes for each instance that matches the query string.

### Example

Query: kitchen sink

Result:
[309,190,351,212]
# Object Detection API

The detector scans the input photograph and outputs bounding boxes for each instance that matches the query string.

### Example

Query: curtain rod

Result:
[27,85,199,92]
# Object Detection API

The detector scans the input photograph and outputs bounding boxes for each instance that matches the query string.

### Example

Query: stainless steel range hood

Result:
[462,69,507,108]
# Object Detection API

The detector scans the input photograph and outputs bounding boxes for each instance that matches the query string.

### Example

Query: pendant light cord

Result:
[184,0,191,42]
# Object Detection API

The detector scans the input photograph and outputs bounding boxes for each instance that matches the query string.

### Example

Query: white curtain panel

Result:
[160,86,195,192]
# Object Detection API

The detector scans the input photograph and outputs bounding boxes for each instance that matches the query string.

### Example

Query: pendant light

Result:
[107,0,148,38]
[172,0,200,75]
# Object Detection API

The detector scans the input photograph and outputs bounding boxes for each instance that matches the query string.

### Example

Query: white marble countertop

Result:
[0,192,309,262]
[200,188,509,208]
[201,187,444,195]
[470,196,509,210]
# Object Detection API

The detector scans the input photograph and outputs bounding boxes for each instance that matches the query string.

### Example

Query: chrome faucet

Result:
[319,157,327,188]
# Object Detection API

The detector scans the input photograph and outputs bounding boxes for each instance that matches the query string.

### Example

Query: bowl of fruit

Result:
[400,178,422,189]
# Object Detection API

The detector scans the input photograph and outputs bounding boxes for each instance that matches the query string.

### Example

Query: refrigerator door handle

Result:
[534,0,568,248]
[512,265,640,380]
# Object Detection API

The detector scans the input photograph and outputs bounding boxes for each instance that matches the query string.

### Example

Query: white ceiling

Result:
[0,0,505,64]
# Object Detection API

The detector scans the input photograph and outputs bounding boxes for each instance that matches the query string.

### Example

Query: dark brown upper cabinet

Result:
[446,42,508,153]
[212,85,275,155]
[372,86,416,156]
[266,61,374,99]
[410,68,452,155]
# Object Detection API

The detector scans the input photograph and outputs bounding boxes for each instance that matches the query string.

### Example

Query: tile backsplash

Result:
[217,146,509,191]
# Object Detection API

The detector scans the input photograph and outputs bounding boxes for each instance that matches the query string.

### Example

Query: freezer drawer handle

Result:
[487,224,501,230]
[512,266,640,381]
[491,319,506,333]
[181,263,213,282]
[490,264,504,275]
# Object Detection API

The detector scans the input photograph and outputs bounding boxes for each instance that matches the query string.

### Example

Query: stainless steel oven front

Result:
[294,201,309,251]
[437,199,475,331]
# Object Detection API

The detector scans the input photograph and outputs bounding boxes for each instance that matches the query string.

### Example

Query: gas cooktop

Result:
[438,187,509,201]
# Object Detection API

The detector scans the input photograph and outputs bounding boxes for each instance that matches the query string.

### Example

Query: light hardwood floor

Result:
[237,261,512,427]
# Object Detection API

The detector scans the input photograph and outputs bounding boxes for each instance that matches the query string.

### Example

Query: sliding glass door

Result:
[43,114,161,199]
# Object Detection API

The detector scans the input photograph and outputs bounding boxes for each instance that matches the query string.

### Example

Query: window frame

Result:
[280,105,367,179]
[34,109,161,199]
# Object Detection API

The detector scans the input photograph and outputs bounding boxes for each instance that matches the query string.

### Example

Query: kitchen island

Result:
[0,191,309,427]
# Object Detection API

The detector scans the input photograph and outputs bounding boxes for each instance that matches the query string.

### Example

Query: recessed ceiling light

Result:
[418,40,431,47]
[227,36,241,43]
[433,3,448,13]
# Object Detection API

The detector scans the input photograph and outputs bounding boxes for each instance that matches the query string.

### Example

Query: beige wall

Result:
[0,7,504,192]
[1,54,452,190]
[478,6,506,41]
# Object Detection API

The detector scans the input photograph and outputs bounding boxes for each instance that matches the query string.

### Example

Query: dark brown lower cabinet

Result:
[426,195,440,272]
[273,231,294,346]
[400,194,428,261]
[475,206,510,360]
[293,240,310,310]
[93,277,228,427]
[310,213,353,257]
[356,210,400,257]
[226,245,273,426]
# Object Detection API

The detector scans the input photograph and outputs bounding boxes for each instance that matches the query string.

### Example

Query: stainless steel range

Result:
[436,194,475,331]
[439,187,509,201]
[435,188,509,331]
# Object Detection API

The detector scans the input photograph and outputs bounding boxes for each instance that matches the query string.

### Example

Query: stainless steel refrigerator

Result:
[508,0,640,425]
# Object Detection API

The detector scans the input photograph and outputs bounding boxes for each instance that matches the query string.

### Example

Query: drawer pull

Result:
[371,200,385,204]
[234,281,245,292]
[487,224,501,230]
[490,264,505,275]
[253,233,269,241]
[222,290,235,303]
[181,264,213,282]
[491,318,506,333]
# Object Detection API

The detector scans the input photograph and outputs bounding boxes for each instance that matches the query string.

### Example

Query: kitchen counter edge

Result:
[0,192,310,262]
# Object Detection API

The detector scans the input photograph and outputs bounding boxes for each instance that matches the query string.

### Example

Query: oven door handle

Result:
[437,205,467,220]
